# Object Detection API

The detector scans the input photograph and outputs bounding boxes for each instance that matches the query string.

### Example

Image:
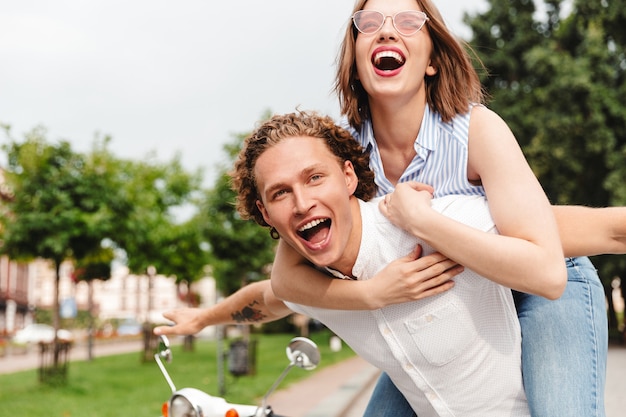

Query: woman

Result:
[270,1,609,416]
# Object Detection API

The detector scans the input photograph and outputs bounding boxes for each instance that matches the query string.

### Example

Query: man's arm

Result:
[154,280,292,336]
[554,206,626,257]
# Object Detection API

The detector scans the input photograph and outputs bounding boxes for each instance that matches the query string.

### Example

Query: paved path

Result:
[2,339,625,417]
[0,338,145,374]
[606,345,626,417]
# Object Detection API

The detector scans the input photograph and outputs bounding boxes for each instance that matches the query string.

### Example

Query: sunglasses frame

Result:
[352,10,429,36]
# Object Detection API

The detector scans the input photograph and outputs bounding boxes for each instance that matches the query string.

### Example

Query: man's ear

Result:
[343,160,359,195]
[256,200,272,226]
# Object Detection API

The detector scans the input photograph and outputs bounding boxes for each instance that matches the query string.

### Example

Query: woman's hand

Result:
[363,245,463,309]
[379,182,434,236]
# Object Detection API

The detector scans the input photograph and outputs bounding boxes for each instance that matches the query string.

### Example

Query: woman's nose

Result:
[378,16,398,40]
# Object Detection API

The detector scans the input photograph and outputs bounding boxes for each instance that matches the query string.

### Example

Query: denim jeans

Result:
[362,256,607,417]
[514,256,607,417]
[362,372,417,417]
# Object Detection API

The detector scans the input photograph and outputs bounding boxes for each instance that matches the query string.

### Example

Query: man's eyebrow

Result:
[262,164,326,197]
[264,181,288,197]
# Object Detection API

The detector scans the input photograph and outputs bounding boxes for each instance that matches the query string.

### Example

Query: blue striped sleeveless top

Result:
[341,105,486,198]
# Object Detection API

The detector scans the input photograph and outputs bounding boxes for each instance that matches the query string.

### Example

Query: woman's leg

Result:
[513,256,607,417]
[362,372,417,417]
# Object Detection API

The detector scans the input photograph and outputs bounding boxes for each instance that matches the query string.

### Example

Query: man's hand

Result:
[153,308,205,336]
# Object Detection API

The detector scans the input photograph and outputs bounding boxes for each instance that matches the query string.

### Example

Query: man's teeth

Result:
[299,218,327,232]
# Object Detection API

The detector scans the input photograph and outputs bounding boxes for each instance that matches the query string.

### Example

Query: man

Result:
[156,111,532,416]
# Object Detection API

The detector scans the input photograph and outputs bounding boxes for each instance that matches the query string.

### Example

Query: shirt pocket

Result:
[404,303,477,367]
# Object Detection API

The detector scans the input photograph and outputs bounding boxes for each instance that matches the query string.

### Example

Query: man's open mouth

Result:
[373,50,405,71]
[298,218,331,244]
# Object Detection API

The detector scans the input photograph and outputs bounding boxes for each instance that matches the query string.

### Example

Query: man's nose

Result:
[293,189,314,215]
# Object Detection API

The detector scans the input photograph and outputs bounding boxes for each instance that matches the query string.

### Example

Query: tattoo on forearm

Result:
[231,300,267,323]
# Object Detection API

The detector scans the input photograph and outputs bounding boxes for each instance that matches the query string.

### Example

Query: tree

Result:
[198,129,277,296]
[112,154,203,279]
[73,245,115,361]
[0,127,122,372]
[465,0,626,333]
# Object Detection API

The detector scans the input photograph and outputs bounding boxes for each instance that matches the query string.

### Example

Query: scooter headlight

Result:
[169,394,199,417]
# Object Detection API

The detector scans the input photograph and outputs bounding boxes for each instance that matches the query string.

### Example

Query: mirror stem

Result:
[155,353,177,393]
[257,363,295,416]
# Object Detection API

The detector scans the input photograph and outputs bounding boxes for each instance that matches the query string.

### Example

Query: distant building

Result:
[2,257,218,338]
[0,256,30,336]
[0,169,28,337]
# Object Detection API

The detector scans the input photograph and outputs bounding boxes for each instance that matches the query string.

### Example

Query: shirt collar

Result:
[415,105,439,153]
[359,105,441,153]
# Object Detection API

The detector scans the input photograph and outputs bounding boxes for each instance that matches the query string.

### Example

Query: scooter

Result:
[154,335,321,417]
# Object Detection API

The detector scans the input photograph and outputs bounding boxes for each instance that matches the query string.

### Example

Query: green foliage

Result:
[1,128,103,264]
[158,218,210,285]
[0,126,209,340]
[111,155,204,276]
[465,0,626,328]
[467,0,626,208]
[33,308,93,329]
[197,126,278,295]
[74,247,115,282]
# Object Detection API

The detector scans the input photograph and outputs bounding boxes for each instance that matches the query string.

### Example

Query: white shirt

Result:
[285,195,529,417]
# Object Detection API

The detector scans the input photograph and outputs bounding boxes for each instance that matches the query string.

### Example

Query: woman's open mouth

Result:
[372,50,405,71]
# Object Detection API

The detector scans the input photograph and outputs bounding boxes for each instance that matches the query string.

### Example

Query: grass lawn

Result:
[0,331,355,417]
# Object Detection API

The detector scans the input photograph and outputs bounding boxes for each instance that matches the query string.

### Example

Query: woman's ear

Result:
[256,200,272,226]
[343,160,359,195]
[426,60,437,76]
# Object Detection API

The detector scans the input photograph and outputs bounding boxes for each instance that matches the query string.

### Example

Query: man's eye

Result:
[272,189,287,200]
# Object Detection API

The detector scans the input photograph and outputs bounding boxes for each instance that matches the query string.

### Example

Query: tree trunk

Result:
[606,282,618,332]
[53,259,61,368]
[87,280,94,361]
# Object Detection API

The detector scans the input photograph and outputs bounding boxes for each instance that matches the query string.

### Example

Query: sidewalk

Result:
[0,338,144,374]
[268,355,380,417]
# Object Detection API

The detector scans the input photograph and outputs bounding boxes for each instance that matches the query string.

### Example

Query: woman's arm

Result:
[153,280,292,336]
[271,239,462,309]
[382,107,567,299]
[554,205,626,257]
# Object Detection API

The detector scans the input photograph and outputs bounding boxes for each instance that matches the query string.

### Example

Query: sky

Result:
[0,0,487,186]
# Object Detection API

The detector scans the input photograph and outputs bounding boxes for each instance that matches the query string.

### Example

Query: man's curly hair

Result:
[231,110,376,228]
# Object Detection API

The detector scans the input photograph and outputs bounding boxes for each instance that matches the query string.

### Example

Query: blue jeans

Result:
[514,257,607,417]
[362,257,607,417]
